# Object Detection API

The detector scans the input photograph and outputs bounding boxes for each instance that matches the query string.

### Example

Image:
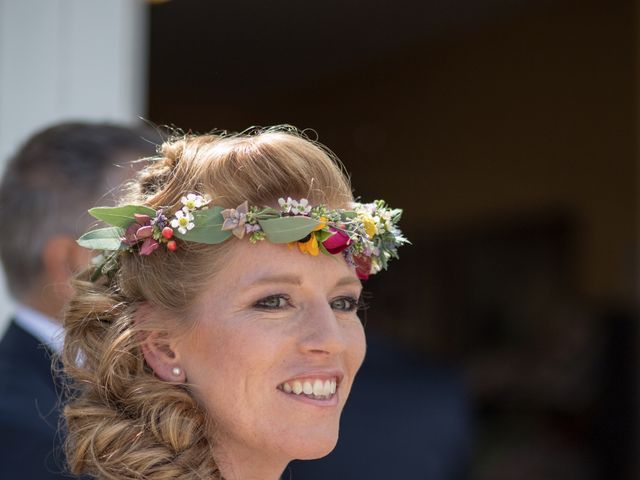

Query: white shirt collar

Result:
[13,304,64,354]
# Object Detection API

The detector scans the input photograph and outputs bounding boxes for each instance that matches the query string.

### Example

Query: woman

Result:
[61,126,406,479]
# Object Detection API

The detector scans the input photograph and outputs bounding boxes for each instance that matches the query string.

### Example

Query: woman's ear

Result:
[135,304,186,383]
[140,332,186,382]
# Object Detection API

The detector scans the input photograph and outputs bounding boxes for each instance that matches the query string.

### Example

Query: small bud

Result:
[166,240,177,252]
[162,226,174,239]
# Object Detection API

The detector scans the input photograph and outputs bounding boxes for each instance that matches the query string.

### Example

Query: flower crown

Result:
[78,194,407,280]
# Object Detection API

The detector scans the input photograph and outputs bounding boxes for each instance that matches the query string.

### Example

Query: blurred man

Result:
[0,122,156,479]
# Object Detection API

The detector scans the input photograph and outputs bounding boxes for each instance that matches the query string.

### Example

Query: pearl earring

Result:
[171,366,182,377]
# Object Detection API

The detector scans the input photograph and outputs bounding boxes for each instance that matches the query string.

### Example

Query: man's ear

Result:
[42,235,92,294]
[38,235,92,316]
[135,305,186,382]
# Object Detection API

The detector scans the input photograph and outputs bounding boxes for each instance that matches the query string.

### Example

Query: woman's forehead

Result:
[213,241,358,291]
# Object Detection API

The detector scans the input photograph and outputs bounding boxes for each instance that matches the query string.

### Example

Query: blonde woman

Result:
[61,126,406,479]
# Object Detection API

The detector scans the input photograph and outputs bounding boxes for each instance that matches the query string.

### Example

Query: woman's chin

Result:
[289,433,339,461]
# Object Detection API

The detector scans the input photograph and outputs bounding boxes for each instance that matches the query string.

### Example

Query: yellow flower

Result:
[361,216,377,238]
[297,232,320,256]
[313,216,327,231]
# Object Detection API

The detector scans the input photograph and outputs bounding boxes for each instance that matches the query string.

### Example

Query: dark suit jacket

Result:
[0,320,72,479]
[287,335,471,480]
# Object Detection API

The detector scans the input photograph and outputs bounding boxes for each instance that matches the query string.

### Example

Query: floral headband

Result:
[78,194,407,280]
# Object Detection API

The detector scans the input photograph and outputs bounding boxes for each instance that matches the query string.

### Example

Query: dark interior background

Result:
[148,1,638,479]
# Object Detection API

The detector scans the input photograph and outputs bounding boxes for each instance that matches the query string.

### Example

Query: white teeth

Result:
[302,381,313,395]
[292,381,303,395]
[313,379,324,396]
[323,380,331,396]
[281,378,339,398]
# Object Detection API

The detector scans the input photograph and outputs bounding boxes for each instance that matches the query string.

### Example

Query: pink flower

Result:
[123,223,139,245]
[136,225,153,239]
[123,214,155,248]
[133,214,151,224]
[139,237,160,256]
[221,201,249,239]
[322,228,351,254]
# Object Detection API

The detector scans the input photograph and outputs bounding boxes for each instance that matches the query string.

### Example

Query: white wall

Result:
[0,0,148,333]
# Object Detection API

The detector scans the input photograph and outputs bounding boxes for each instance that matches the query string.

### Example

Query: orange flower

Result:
[297,232,320,256]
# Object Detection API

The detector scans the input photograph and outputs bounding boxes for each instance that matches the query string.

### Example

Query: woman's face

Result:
[175,240,366,473]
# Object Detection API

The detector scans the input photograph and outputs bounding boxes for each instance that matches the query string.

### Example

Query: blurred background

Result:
[0,0,637,479]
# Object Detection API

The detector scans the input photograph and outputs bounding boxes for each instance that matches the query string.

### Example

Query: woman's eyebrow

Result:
[335,276,362,288]
[242,274,360,289]
[244,274,303,288]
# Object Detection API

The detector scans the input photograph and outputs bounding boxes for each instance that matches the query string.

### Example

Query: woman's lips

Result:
[280,378,337,397]
[277,372,343,405]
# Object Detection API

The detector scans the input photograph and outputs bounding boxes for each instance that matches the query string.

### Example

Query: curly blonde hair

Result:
[60,127,353,479]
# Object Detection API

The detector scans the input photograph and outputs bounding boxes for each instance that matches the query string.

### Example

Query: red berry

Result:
[162,226,174,239]
[166,240,177,251]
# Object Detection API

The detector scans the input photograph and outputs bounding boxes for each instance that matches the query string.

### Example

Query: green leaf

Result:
[174,207,232,244]
[89,205,157,228]
[259,216,322,243]
[90,251,119,281]
[77,227,124,250]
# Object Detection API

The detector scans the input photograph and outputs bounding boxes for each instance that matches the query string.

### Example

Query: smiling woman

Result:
[60,126,405,480]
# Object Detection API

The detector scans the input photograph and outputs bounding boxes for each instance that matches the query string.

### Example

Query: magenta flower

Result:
[322,227,351,254]
[353,255,371,280]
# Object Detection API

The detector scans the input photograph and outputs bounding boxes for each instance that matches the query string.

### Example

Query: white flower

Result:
[291,198,311,215]
[370,257,382,274]
[170,209,195,234]
[278,197,294,213]
[355,202,375,216]
[181,193,207,211]
[245,223,262,233]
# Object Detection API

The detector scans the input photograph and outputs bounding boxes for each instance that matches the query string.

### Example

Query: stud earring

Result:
[171,366,182,377]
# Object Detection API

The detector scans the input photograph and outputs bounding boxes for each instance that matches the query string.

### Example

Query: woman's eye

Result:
[331,296,360,312]
[254,294,290,310]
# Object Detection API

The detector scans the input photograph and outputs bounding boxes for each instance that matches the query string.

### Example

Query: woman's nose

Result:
[298,301,348,356]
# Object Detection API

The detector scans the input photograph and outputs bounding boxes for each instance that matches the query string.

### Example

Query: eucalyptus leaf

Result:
[77,227,124,250]
[253,207,280,218]
[89,205,157,228]
[174,207,232,244]
[259,216,322,243]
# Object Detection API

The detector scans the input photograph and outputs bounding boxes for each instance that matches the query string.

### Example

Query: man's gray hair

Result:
[0,122,157,299]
